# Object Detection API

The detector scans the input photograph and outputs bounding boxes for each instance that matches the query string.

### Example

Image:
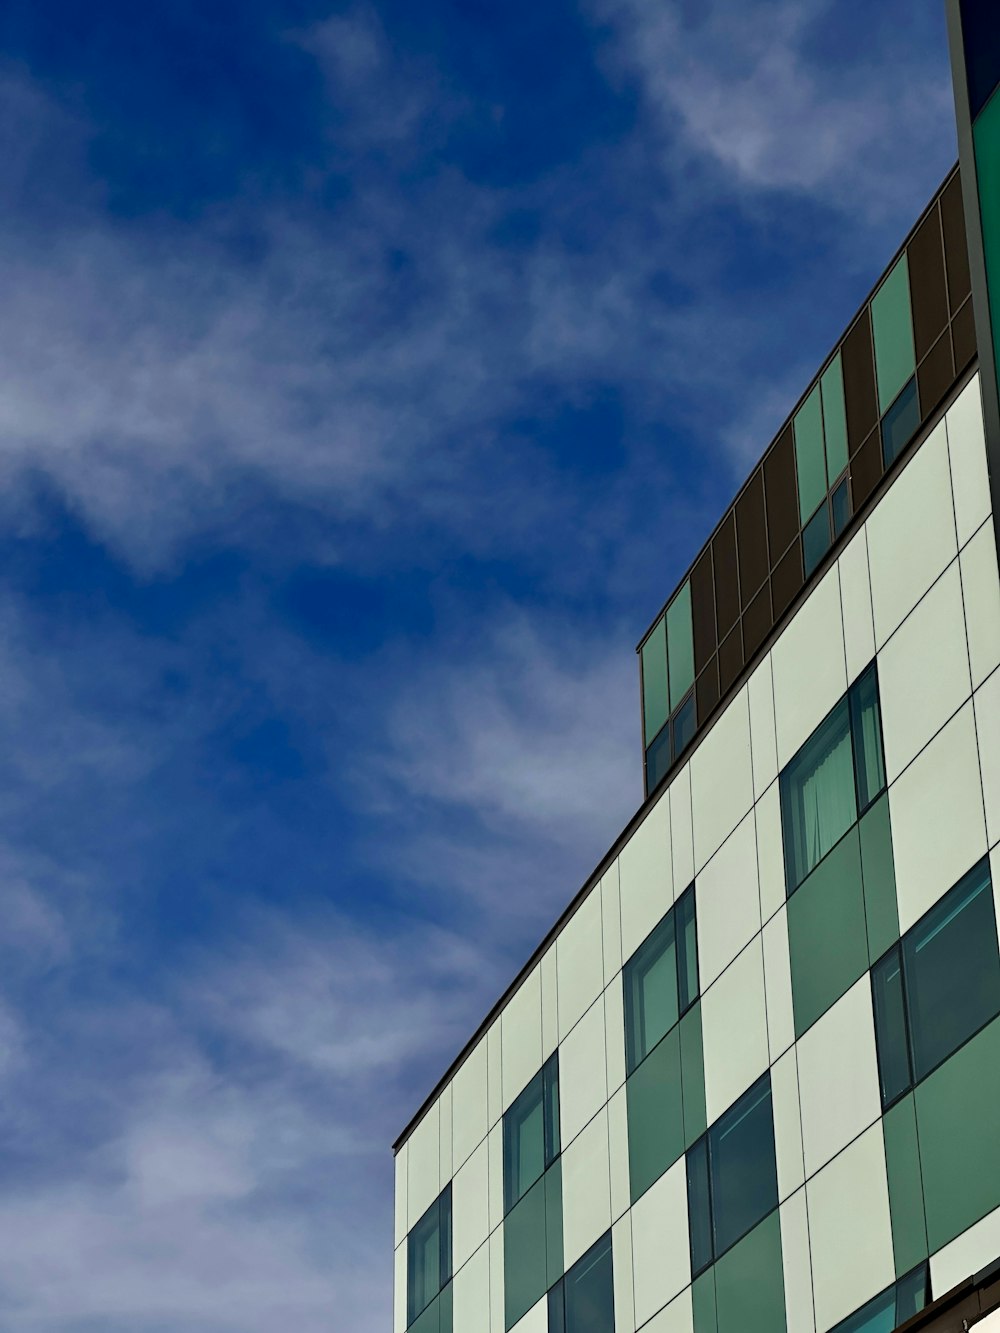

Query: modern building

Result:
[392,7,1000,1333]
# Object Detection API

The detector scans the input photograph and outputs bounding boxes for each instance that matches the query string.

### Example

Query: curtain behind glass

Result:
[781,699,856,892]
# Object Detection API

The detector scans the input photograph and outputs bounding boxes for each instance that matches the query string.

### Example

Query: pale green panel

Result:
[821,353,849,480]
[642,618,669,745]
[871,255,916,414]
[794,384,827,524]
[667,582,695,710]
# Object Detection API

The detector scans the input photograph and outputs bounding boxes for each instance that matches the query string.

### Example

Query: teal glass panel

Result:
[859,794,899,962]
[709,1074,777,1258]
[673,694,697,759]
[915,1015,1000,1252]
[627,1026,684,1202]
[794,384,828,524]
[504,1171,550,1329]
[895,1265,930,1323]
[802,502,831,577]
[714,1211,786,1333]
[692,1269,718,1333]
[504,1073,545,1212]
[680,1000,706,1147]
[973,88,1000,404]
[831,477,850,538]
[676,885,699,1013]
[408,1187,451,1326]
[544,1159,564,1288]
[687,1135,713,1277]
[780,697,856,894]
[821,353,849,480]
[871,255,916,413]
[849,663,886,813]
[883,1095,929,1276]
[563,1231,613,1333]
[829,1286,895,1333]
[667,582,695,710]
[881,377,920,468]
[543,1053,561,1165]
[409,1287,450,1333]
[872,945,913,1109]
[645,725,672,792]
[624,910,678,1073]
[642,618,669,747]
[788,826,869,1037]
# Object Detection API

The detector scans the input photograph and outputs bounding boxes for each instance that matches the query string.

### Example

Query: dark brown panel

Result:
[952,296,977,372]
[736,469,769,604]
[690,548,717,675]
[771,539,803,620]
[908,205,949,361]
[718,623,744,696]
[713,513,740,640]
[763,425,798,562]
[742,582,773,661]
[941,171,972,315]
[851,430,883,510]
[696,657,719,724]
[917,329,955,422]
[842,310,878,455]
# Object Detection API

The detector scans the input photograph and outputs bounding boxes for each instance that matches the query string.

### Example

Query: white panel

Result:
[772,563,847,767]
[797,977,882,1179]
[644,1289,694,1333]
[977,1313,1000,1333]
[440,1083,453,1186]
[602,860,624,978]
[756,780,787,924]
[868,418,958,648]
[453,1239,491,1333]
[748,653,778,799]
[762,907,795,1062]
[929,1200,1000,1297]
[541,944,559,1061]
[670,765,695,893]
[840,524,876,686]
[891,702,988,933]
[878,561,971,783]
[701,936,769,1124]
[509,1297,547,1333]
[561,1106,612,1270]
[394,1142,408,1249]
[605,976,627,1098]
[947,372,990,548]
[976,670,1000,851]
[781,1187,816,1333]
[488,1121,504,1234]
[631,1156,690,1328]
[807,1124,895,1333]
[613,1212,637,1333]
[489,1225,505,1333]
[453,1038,489,1172]
[557,885,605,1040]
[502,966,543,1110]
[961,520,1000,689]
[608,1084,631,1222]
[394,1239,407,1333]
[772,1044,805,1202]
[488,1019,503,1130]
[691,687,754,872]
[407,1100,441,1229]
[560,993,608,1148]
[619,796,673,964]
[696,810,761,991]
[453,1138,490,1273]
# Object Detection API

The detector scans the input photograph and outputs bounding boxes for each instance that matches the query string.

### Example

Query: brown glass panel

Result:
[690,548,717,675]
[736,469,769,605]
[842,310,878,455]
[713,513,740,640]
[763,425,798,562]
[742,582,773,661]
[952,297,977,372]
[718,623,744,697]
[917,329,956,421]
[851,430,883,510]
[908,205,949,361]
[941,171,972,315]
[772,539,803,621]
[696,657,719,724]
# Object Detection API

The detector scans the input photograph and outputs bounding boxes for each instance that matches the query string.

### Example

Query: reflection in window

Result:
[624,885,698,1074]
[407,1185,452,1327]
[803,503,832,577]
[829,1264,929,1333]
[881,377,920,469]
[503,1054,560,1214]
[548,1231,615,1333]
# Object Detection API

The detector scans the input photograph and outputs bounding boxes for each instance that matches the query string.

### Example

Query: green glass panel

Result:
[915,1015,1000,1253]
[715,1211,786,1333]
[642,618,669,747]
[788,826,869,1037]
[409,1289,443,1333]
[794,384,828,524]
[974,88,1000,406]
[667,582,695,710]
[871,255,916,414]
[821,353,849,480]
[504,1172,550,1329]
[439,1283,453,1333]
[859,795,899,962]
[692,1269,718,1333]
[544,1161,564,1288]
[627,1026,684,1203]
[883,1095,928,1276]
[680,1001,707,1147]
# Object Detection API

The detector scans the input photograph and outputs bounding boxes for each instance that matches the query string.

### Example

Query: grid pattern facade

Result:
[395,373,1000,1333]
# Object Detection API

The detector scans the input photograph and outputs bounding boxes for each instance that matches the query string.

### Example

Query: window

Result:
[548,1231,614,1333]
[873,857,1000,1108]
[407,1185,452,1327]
[829,1265,929,1333]
[780,663,886,895]
[881,378,920,468]
[871,253,916,414]
[687,1074,778,1275]
[624,885,698,1074]
[802,503,832,577]
[503,1054,559,1214]
[642,582,697,793]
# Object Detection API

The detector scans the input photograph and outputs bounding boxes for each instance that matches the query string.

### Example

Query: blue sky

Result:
[0,1,959,1328]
